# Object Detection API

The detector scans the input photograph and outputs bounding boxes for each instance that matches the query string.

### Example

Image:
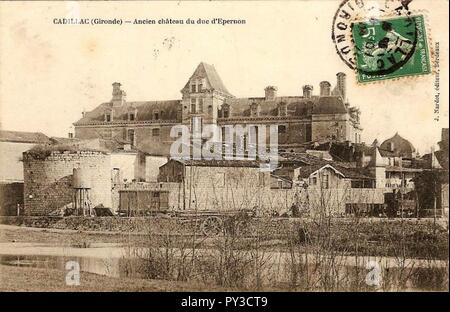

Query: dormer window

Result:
[222,103,230,118]
[127,107,137,121]
[153,109,160,120]
[191,84,197,93]
[278,102,287,116]
[104,109,113,122]
[250,102,260,117]
[198,82,203,92]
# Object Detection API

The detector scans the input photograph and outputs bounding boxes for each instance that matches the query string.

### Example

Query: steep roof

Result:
[73,100,181,125]
[312,96,347,114]
[0,130,50,144]
[182,62,233,97]
[221,95,347,119]
[379,133,416,158]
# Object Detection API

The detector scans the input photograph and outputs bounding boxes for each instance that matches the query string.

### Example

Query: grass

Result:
[0,264,225,292]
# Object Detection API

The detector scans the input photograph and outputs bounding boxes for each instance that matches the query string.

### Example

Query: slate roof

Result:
[221,95,347,118]
[74,100,181,125]
[0,130,50,144]
[74,61,352,126]
[181,62,233,97]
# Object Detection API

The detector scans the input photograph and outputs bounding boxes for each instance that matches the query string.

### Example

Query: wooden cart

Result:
[168,209,256,236]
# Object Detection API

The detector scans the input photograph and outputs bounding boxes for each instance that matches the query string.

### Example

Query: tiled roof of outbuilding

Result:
[0,130,50,144]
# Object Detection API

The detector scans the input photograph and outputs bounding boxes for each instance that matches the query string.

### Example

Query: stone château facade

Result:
[73,62,363,156]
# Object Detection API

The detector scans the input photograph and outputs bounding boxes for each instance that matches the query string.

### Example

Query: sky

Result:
[0,0,448,154]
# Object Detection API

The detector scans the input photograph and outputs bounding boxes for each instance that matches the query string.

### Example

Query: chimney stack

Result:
[319,81,331,96]
[264,86,277,101]
[112,82,126,106]
[336,72,346,101]
[302,85,313,99]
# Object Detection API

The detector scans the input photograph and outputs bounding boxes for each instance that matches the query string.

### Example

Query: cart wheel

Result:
[201,216,223,236]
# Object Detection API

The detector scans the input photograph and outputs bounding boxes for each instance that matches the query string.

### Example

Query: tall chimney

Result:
[264,86,277,101]
[336,72,346,101]
[302,85,313,99]
[112,82,126,106]
[319,81,331,96]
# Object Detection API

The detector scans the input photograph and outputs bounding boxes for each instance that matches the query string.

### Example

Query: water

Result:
[0,243,447,291]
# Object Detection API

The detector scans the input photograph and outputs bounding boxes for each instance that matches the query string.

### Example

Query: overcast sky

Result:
[0,0,448,154]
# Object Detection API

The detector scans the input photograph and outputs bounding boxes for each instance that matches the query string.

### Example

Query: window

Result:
[127,129,135,146]
[198,82,203,92]
[198,98,203,113]
[129,113,135,121]
[191,117,202,136]
[309,176,317,185]
[152,128,160,137]
[154,112,159,120]
[191,84,196,93]
[251,103,260,117]
[305,124,312,142]
[190,98,197,114]
[105,113,111,122]
[279,125,287,134]
[208,105,213,115]
[321,174,329,189]
[223,108,229,118]
[112,168,120,185]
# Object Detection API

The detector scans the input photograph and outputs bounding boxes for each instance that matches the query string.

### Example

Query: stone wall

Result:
[23,151,112,215]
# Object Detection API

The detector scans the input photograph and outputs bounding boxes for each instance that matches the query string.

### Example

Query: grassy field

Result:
[0,264,225,292]
[1,220,448,291]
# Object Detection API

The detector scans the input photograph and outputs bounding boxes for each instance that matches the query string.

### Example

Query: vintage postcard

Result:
[0,0,448,297]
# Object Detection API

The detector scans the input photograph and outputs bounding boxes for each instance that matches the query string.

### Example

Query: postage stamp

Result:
[332,0,412,70]
[351,15,431,83]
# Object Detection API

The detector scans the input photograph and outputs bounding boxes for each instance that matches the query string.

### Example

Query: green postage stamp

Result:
[352,15,431,83]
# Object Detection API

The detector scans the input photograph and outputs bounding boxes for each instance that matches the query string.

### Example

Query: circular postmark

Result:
[352,16,418,76]
[331,0,413,70]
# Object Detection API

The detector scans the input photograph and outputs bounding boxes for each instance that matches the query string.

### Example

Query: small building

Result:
[158,159,270,211]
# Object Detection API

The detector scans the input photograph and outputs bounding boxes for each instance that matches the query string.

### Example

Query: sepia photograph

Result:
[0,0,448,298]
